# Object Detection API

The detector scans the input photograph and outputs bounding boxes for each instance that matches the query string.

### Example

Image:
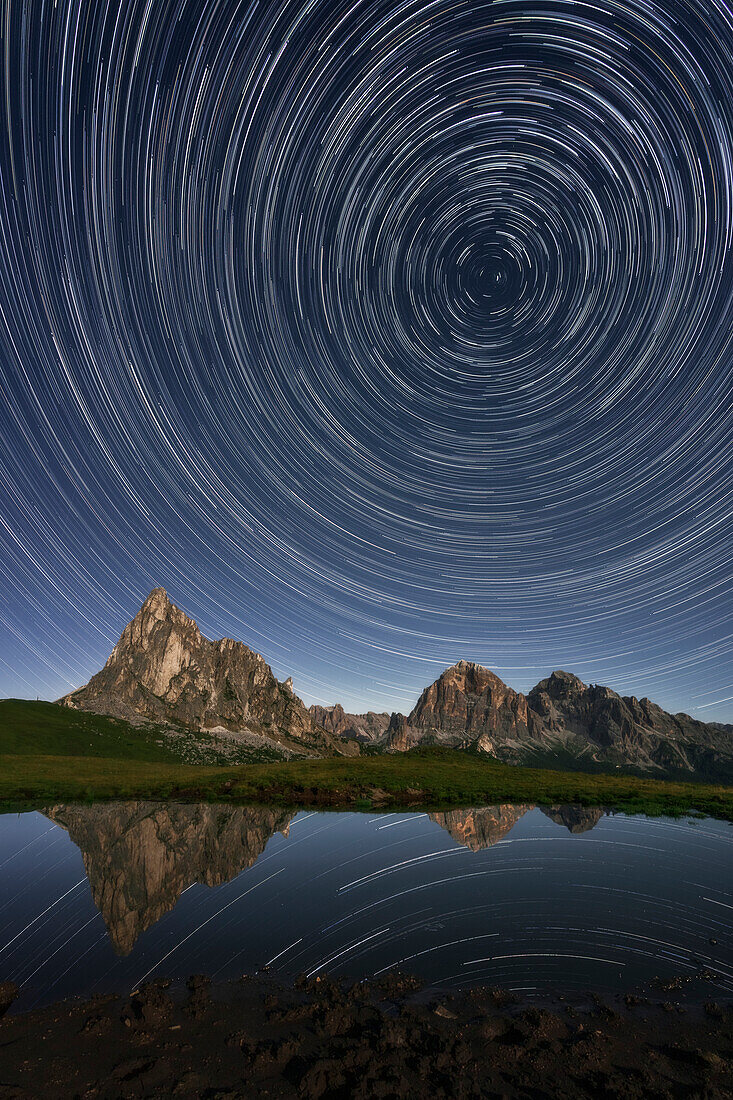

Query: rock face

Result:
[385,661,538,753]
[382,662,733,778]
[526,670,733,777]
[309,704,390,743]
[46,802,295,954]
[58,589,355,757]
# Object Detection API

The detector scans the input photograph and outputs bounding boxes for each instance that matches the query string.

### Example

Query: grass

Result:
[1,746,732,822]
[0,699,295,766]
[3,698,731,821]
[0,699,187,762]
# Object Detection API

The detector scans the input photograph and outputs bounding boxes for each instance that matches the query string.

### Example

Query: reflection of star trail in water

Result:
[1,0,733,722]
[0,807,731,1009]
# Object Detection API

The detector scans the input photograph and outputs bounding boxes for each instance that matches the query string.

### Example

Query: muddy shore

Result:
[0,973,732,1098]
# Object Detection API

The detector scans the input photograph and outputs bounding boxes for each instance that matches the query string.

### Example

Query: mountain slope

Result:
[382,662,733,779]
[58,589,356,758]
[0,699,185,762]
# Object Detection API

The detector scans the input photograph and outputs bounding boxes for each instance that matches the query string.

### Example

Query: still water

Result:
[0,802,731,1010]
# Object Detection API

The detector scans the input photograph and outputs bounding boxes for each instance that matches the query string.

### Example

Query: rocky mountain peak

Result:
[434,661,509,692]
[532,670,587,699]
[107,588,201,666]
[135,587,196,631]
[58,589,355,757]
[142,586,173,615]
[411,661,520,715]
[384,660,534,752]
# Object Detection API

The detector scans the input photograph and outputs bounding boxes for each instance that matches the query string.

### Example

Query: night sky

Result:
[1,0,732,719]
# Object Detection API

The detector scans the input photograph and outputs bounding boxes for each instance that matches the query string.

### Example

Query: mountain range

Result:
[58,588,733,779]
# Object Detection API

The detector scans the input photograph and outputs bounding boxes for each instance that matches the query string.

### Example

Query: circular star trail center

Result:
[0,0,732,715]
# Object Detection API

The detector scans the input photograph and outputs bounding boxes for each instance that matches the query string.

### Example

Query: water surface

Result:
[0,802,731,1010]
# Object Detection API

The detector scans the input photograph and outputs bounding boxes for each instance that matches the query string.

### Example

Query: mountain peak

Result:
[401,659,529,744]
[549,669,584,683]
[443,659,493,674]
[143,585,170,605]
[118,588,200,653]
[533,670,588,697]
[138,587,177,621]
[57,590,353,756]
[438,661,509,689]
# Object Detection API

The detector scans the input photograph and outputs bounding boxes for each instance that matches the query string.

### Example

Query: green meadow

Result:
[1,699,732,820]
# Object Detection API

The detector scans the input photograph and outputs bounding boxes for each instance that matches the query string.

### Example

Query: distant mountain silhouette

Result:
[308,703,390,743]
[56,589,733,778]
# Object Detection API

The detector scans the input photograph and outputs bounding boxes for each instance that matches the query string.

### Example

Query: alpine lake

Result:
[1,801,731,1012]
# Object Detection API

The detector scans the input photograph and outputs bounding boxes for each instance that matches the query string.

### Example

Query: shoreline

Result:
[1,973,731,1097]
[3,750,733,823]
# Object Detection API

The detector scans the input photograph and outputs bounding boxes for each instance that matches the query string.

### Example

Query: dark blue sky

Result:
[1,0,732,719]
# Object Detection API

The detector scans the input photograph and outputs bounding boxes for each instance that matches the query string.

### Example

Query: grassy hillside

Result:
[0,699,293,765]
[1,743,732,821]
[0,699,185,761]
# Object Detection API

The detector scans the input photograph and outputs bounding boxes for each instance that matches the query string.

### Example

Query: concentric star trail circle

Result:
[1,0,732,714]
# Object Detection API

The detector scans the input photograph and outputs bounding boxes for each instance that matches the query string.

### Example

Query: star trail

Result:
[1,0,732,716]
[1,807,732,1007]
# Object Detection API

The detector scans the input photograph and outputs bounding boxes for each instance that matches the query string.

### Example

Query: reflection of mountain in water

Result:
[540,805,604,834]
[45,802,605,953]
[430,804,604,850]
[46,803,294,954]
[429,805,533,849]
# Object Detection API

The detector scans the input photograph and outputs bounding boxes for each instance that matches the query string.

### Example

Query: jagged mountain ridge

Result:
[382,662,733,777]
[55,590,733,777]
[58,589,356,758]
[308,703,391,743]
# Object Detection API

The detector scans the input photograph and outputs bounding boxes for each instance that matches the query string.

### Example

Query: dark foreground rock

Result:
[1,975,732,1098]
[0,983,18,1019]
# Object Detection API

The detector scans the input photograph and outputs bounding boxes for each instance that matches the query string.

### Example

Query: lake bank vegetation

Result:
[1,746,732,821]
